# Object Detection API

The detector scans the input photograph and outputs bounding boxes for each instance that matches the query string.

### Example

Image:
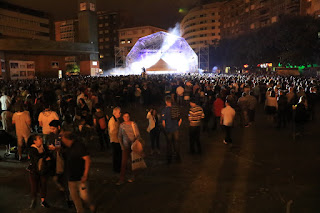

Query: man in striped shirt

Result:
[188,98,205,154]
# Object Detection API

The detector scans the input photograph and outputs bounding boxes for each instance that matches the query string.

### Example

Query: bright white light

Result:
[92,61,98,66]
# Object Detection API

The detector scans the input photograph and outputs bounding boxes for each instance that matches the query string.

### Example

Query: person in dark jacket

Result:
[27,134,52,209]
[295,96,308,136]
[277,90,288,128]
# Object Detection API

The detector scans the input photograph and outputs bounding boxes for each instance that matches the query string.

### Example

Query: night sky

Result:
[6,0,216,29]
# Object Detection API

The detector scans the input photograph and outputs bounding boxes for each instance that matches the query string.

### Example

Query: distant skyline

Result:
[5,0,223,29]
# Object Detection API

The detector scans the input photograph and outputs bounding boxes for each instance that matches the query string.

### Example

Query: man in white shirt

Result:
[0,91,11,111]
[220,100,236,145]
[12,104,31,160]
[38,104,59,142]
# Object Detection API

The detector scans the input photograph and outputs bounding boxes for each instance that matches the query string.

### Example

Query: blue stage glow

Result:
[126,31,198,74]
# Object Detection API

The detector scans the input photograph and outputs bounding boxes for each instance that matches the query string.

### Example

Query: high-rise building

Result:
[55,19,78,42]
[180,2,224,50]
[97,10,132,70]
[77,0,99,75]
[0,1,51,40]
[220,0,304,39]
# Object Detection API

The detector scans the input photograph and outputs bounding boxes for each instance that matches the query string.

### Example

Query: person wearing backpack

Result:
[93,104,109,151]
[161,96,182,164]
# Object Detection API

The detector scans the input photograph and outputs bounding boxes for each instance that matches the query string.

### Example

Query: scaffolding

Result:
[114,46,126,68]
[197,46,209,72]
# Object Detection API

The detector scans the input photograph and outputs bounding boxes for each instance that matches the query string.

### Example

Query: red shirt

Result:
[213,98,224,117]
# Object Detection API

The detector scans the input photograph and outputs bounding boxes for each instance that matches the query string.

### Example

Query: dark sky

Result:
[6,0,213,29]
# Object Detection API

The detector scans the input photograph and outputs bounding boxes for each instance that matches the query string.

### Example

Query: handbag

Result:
[131,122,147,170]
[131,151,147,171]
[131,122,144,154]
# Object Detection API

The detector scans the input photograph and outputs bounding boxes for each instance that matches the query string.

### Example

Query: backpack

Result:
[170,105,180,120]
[98,116,107,130]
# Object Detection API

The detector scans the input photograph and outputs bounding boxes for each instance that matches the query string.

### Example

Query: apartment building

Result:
[180,2,224,50]
[0,1,51,40]
[55,19,78,42]
[220,0,306,38]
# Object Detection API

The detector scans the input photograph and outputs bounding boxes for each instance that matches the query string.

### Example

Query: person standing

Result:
[108,107,122,173]
[12,104,31,160]
[277,90,288,128]
[38,104,59,142]
[213,94,224,130]
[0,91,11,112]
[188,98,204,154]
[247,92,257,124]
[61,131,95,213]
[238,92,249,127]
[27,134,51,209]
[162,96,182,164]
[220,100,236,145]
[146,109,161,154]
[93,104,109,151]
[117,112,140,185]
[47,120,73,208]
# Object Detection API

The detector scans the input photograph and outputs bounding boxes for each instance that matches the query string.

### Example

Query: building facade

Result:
[97,10,133,70]
[0,1,99,79]
[0,1,51,40]
[220,0,306,39]
[55,19,78,42]
[180,2,224,50]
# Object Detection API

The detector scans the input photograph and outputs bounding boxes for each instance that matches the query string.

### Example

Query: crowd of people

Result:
[0,73,319,212]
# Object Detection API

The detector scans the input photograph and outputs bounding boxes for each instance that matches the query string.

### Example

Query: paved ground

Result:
[1,103,320,213]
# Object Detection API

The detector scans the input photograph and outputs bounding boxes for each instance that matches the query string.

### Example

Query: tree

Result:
[214,15,320,69]
[66,64,80,74]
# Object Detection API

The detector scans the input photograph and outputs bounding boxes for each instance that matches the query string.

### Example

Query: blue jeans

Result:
[164,130,180,162]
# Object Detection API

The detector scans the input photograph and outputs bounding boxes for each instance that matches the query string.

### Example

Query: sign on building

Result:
[9,60,35,79]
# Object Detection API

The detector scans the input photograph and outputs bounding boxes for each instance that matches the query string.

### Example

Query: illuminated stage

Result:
[126,31,198,74]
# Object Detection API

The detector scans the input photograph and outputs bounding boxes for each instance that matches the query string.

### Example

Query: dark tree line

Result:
[210,15,320,69]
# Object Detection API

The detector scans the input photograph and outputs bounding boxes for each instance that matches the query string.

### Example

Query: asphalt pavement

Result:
[0,103,320,213]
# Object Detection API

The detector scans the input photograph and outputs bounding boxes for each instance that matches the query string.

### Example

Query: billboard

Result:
[9,60,35,79]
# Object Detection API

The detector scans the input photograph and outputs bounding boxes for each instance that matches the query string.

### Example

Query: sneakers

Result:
[116,180,125,186]
[29,199,36,209]
[41,200,50,208]
[127,178,135,183]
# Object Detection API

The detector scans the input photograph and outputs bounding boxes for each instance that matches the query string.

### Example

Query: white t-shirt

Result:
[38,110,59,134]
[221,105,236,126]
[0,95,11,111]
